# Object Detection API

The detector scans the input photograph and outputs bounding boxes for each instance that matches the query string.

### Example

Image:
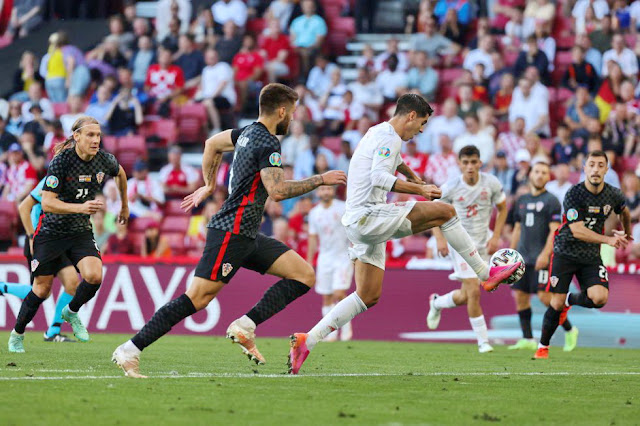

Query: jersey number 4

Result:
[76,188,89,199]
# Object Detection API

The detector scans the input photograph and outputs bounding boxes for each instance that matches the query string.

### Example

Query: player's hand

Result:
[534,253,549,271]
[79,199,104,215]
[407,175,425,185]
[181,185,214,212]
[320,170,347,186]
[486,236,500,255]
[606,233,629,249]
[118,205,129,225]
[420,184,441,200]
[436,238,449,257]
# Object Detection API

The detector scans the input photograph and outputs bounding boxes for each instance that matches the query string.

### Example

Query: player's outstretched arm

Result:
[510,222,521,249]
[390,179,442,200]
[569,221,629,249]
[41,191,103,215]
[535,221,559,270]
[260,168,346,202]
[114,165,129,224]
[618,206,633,240]
[396,162,424,184]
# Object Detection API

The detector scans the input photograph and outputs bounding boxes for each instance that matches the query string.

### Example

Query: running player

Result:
[8,116,129,353]
[307,185,354,342]
[508,161,579,352]
[1,177,80,343]
[112,83,347,378]
[288,94,520,374]
[425,145,508,353]
[534,151,631,359]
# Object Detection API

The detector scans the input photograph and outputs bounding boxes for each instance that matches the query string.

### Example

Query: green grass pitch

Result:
[1,333,639,425]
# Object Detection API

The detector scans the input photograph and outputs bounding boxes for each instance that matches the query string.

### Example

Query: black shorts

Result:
[195,228,291,284]
[511,265,548,294]
[547,253,609,294]
[24,239,74,283]
[31,231,101,277]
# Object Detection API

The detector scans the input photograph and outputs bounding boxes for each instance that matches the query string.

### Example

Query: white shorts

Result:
[315,261,354,295]
[449,245,488,281]
[345,201,416,270]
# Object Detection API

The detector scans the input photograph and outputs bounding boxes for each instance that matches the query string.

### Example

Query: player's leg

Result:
[60,254,102,342]
[9,274,54,353]
[537,288,578,351]
[322,294,339,342]
[508,268,537,350]
[0,282,32,298]
[567,263,610,309]
[461,278,492,352]
[45,263,79,342]
[428,249,472,329]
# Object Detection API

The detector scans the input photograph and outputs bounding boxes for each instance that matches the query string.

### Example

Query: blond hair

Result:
[54,116,100,156]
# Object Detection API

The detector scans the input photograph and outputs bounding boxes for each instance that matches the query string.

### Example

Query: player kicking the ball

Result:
[288,94,521,374]
[508,161,578,352]
[534,151,631,359]
[112,83,347,378]
[426,145,508,353]
[307,185,354,342]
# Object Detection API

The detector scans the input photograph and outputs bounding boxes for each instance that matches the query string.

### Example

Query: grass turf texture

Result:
[1,334,639,425]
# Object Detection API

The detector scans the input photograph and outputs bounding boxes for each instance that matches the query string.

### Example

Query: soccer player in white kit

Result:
[307,185,354,341]
[426,145,509,353]
[288,94,520,374]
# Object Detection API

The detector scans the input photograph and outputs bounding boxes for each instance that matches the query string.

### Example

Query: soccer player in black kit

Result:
[534,151,632,359]
[8,116,129,353]
[509,162,578,352]
[112,83,347,378]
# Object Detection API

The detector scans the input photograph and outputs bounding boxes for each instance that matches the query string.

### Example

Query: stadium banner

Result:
[0,256,638,347]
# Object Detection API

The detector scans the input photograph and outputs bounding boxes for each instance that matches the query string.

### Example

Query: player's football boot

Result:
[226,318,266,365]
[481,262,522,292]
[478,342,494,353]
[426,293,442,330]
[61,306,90,342]
[508,338,537,350]
[112,344,147,379]
[288,333,310,375]
[8,330,25,353]
[340,322,353,341]
[563,326,579,352]
[533,346,549,359]
[43,333,76,342]
[559,305,571,325]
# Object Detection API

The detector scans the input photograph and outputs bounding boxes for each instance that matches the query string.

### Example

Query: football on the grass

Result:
[490,249,525,284]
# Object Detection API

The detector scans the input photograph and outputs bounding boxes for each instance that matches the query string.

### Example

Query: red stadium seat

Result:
[6,246,24,256]
[153,119,178,146]
[0,200,17,242]
[164,199,189,216]
[322,136,342,155]
[162,232,186,255]
[246,18,266,34]
[117,135,147,173]
[129,217,157,233]
[161,216,190,233]
[176,104,207,144]
[101,135,118,154]
[329,17,355,36]
[129,231,145,254]
[52,102,69,117]
[439,68,464,84]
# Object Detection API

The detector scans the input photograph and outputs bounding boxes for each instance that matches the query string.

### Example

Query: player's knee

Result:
[357,288,381,308]
[83,270,102,285]
[297,264,316,288]
[467,286,481,303]
[441,204,456,222]
[591,296,607,307]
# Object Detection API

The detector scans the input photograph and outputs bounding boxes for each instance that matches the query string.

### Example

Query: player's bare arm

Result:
[510,222,521,250]
[569,220,629,249]
[535,221,559,270]
[41,190,104,216]
[432,227,449,257]
[617,206,633,240]
[486,200,507,254]
[390,178,441,199]
[260,167,346,202]
[114,165,129,224]
[18,195,37,252]
[307,233,318,265]
[396,162,424,184]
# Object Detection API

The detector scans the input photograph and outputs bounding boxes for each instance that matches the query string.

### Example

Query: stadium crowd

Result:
[1,0,640,263]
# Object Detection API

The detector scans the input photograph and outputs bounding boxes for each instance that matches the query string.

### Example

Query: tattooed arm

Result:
[260,168,347,202]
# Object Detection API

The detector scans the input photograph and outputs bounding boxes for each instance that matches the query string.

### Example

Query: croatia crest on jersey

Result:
[222,263,233,277]
[378,147,391,157]
[96,172,105,184]
[31,259,39,272]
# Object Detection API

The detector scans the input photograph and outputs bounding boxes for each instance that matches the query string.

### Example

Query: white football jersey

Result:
[342,122,403,226]
[308,200,350,265]
[439,172,506,248]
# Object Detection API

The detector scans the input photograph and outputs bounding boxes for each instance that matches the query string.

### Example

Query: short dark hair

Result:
[586,150,609,164]
[259,83,299,115]
[459,145,481,159]
[393,94,433,118]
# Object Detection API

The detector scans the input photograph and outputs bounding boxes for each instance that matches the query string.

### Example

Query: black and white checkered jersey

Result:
[208,123,283,239]
[553,182,626,262]
[513,191,561,265]
[38,148,120,237]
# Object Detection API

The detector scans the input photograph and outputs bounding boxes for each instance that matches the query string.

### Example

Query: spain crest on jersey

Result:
[96,172,105,184]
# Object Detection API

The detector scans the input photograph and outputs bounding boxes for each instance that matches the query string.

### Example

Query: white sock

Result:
[307,292,367,350]
[124,340,141,356]
[538,342,548,349]
[565,293,571,307]
[237,314,256,331]
[469,315,489,346]
[440,216,489,280]
[433,291,457,309]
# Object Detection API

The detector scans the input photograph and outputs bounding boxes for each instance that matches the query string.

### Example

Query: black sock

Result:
[246,279,310,326]
[562,318,573,331]
[131,294,196,351]
[517,307,533,339]
[540,307,562,346]
[568,292,597,308]
[68,280,101,312]
[14,291,46,334]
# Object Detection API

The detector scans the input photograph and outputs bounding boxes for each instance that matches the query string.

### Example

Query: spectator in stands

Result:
[216,21,243,64]
[20,130,45,173]
[439,7,466,46]
[56,31,91,99]
[272,217,296,249]
[524,132,550,163]
[132,17,152,40]
[565,85,601,140]
[511,148,531,195]
[293,84,322,126]
[85,84,114,126]
[478,105,497,139]
[10,51,43,103]
[401,140,428,180]
[434,0,471,27]
[0,116,19,156]
[127,160,165,220]
[129,35,156,88]
[453,115,495,165]
[622,171,640,222]
[463,35,494,78]
[232,34,265,112]
[2,143,37,202]
[493,72,515,119]
[198,48,235,133]
[602,33,638,78]
[517,66,548,104]
[406,51,438,101]
[117,66,149,105]
[612,0,632,32]
[347,68,383,121]
[573,0,610,20]
[92,208,113,252]
[576,33,603,76]
[508,77,550,137]
[191,6,217,47]
[91,34,128,71]
[156,0,191,42]
[319,68,348,135]
[281,120,310,165]
[337,140,352,173]
[547,163,572,206]
[374,38,410,73]
[22,104,47,146]
[524,0,555,22]
[104,179,122,218]
[457,83,483,119]
[60,95,85,136]
[39,33,68,103]
[145,47,185,117]
[503,6,535,49]
[260,18,294,83]
[375,54,408,103]
[289,0,327,77]
[107,15,135,57]
[589,14,614,54]
[8,0,45,39]
[341,116,371,150]
[174,34,205,95]
[594,61,625,122]
[563,45,600,93]
[552,123,581,167]
[535,21,556,72]
[212,0,248,29]
[104,222,136,255]
[492,151,514,194]
[632,0,640,32]
[142,221,171,257]
[104,85,144,136]
[294,134,335,179]
[159,146,200,198]
[307,54,339,98]
[488,52,511,99]
[576,4,599,35]
[514,35,549,82]
[356,44,376,74]
[187,199,220,249]
[161,17,182,53]
[410,15,460,64]
[419,98,465,153]
[5,101,25,137]
[602,102,638,157]
[424,134,459,186]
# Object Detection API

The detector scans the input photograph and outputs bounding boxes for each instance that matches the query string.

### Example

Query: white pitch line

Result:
[1,371,640,381]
